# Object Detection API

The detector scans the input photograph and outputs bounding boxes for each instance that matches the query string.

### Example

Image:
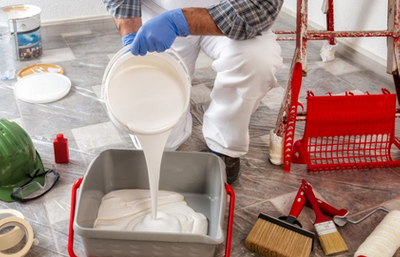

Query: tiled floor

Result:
[1,10,399,257]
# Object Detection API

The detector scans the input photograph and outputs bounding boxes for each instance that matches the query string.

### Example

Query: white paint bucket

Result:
[102,47,191,135]
[2,5,42,61]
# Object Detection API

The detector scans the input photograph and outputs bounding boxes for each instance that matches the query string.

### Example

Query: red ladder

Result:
[272,0,400,172]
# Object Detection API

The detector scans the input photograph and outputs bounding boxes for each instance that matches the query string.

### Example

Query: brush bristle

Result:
[245,218,313,257]
[318,231,348,255]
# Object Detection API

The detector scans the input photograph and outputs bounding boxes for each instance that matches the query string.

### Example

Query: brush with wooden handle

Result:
[246,184,315,257]
[301,179,348,255]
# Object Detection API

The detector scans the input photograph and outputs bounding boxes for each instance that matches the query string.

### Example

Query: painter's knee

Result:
[243,39,282,77]
[226,40,283,98]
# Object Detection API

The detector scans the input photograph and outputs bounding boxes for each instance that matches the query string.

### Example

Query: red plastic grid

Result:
[292,90,400,171]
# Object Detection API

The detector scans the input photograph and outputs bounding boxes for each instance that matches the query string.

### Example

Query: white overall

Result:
[136,0,283,157]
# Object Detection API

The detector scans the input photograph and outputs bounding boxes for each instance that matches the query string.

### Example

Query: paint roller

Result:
[354,210,400,257]
[307,198,389,227]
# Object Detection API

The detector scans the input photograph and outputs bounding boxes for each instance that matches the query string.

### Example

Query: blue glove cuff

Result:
[168,9,190,37]
[122,33,136,47]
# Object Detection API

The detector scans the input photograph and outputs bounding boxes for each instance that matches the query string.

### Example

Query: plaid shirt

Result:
[101,0,283,40]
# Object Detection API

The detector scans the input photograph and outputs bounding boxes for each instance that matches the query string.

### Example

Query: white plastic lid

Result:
[14,73,71,104]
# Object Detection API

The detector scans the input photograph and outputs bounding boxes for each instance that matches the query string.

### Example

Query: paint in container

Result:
[2,5,42,61]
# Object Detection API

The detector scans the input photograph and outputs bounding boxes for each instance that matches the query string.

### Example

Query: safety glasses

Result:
[11,167,60,202]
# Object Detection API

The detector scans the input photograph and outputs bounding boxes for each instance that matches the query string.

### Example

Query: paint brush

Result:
[301,179,348,255]
[245,185,315,257]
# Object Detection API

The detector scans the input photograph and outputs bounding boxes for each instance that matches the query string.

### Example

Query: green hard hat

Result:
[0,118,45,202]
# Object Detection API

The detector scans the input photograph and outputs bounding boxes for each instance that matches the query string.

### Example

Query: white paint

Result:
[104,49,191,229]
[106,54,186,219]
[94,189,208,234]
[105,52,188,220]
[133,211,181,232]
[136,131,171,219]
[96,190,184,220]
[106,54,188,134]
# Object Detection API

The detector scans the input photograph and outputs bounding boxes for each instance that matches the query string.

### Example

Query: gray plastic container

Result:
[73,149,228,257]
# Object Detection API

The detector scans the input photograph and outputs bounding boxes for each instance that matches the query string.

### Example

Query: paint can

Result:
[2,5,42,61]
[101,46,191,136]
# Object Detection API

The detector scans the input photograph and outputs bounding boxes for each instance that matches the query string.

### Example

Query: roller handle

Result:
[68,178,83,257]
[302,179,331,224]
[225,184,235,257]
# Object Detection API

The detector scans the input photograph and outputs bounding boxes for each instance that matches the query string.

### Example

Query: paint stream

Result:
[99,53,207,233]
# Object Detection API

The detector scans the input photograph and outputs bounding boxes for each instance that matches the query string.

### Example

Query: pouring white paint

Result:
[105,52,195,232]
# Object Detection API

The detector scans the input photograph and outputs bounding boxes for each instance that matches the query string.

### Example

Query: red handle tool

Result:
[301,180,332,225]
[297,181,349,226]
[278,184,307,227]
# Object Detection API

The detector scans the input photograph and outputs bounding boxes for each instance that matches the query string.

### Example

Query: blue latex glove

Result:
[131,9,190,56]
[122,33,136,47]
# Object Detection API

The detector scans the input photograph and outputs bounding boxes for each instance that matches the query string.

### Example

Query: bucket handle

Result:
[225,184,235,257]
[68,179,235,257]
[68,177,83,257]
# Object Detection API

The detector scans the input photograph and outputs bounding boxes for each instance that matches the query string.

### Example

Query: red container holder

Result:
[292,89,400,171]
